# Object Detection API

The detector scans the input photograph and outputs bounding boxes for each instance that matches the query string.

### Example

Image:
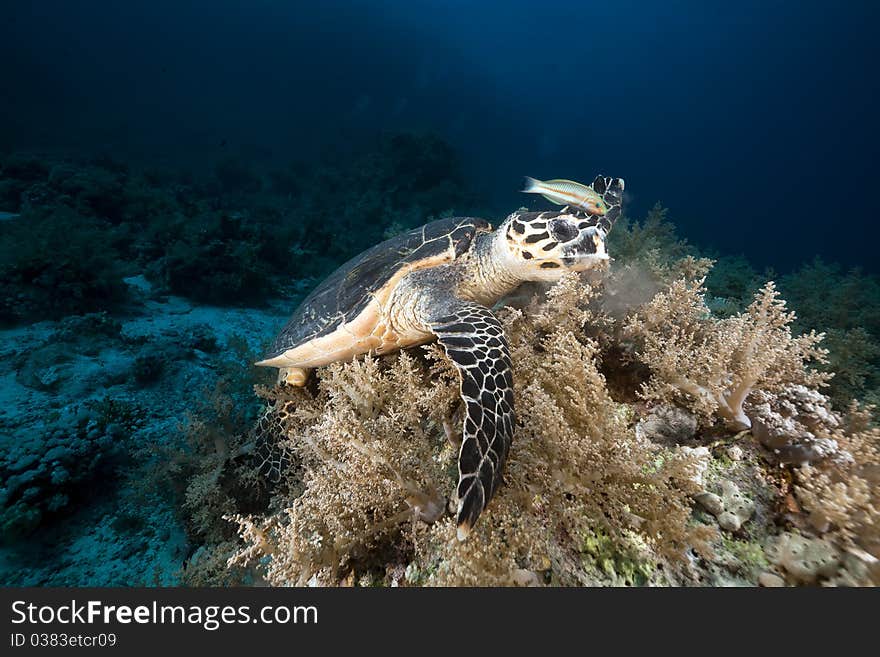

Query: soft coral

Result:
[627,279,829,429]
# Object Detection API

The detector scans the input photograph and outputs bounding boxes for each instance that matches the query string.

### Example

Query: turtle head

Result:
[499,208,610,281]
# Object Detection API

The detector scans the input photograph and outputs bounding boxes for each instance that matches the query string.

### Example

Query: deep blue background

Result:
[2,0,877,271]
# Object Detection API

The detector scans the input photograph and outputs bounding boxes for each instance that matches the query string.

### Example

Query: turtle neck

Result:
[456,230,524,306]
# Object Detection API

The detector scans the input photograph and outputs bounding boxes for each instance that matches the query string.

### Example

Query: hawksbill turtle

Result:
[255,175,625,538]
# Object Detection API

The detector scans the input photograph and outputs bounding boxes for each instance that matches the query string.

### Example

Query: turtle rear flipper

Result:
[429,302,515,540]
[252,404,294,484]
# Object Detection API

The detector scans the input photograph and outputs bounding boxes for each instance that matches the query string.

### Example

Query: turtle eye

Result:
[549,219,579,242]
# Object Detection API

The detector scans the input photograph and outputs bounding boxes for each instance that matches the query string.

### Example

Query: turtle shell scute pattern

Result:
[262,216,491,361]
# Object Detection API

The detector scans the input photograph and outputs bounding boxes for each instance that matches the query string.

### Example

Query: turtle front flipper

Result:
[428,302,515,540]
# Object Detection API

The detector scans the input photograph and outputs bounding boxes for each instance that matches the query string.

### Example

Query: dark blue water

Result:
[2,0,878,271]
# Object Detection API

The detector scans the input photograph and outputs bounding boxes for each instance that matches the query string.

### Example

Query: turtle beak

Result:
[565,228,607,261]
[564,252,609,272]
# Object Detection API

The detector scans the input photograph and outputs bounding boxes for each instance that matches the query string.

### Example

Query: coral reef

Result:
[0,133,473,321]
[748,386,841,464]
[765,532,841,585]
[2,143,879,587]
[148,211,282,305]
[0,207,129,323]
[695,480,755,532]
[0,134,477,586]
[202,247,877,587]
[0,400,136,543]
[626,279,828,430]
[792,404,879,565]
[222,276,715,586]
[610,209,880,410]
[173,344,273,547]
[780,259,880,408]
[0,289,284,585]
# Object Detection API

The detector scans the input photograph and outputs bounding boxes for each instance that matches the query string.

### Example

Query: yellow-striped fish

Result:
[522,176,608,215]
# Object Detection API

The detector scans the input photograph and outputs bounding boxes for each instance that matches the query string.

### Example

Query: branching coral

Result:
[703,255,769,317]
[231,351,458,585]
[166,335,275,547]
[227,275,714,586]
[792,404,880,567]
[627,278,829,430]
[602,202,713,322]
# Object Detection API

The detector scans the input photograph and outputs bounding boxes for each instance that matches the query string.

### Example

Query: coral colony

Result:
[1,140,878,587]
